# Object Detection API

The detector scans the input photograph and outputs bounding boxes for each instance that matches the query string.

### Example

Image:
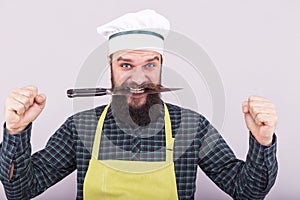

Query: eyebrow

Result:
[117,56,160,63]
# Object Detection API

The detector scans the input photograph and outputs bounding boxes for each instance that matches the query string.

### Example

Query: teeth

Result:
[130,88,144,94]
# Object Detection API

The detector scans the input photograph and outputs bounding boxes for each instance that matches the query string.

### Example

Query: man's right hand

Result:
[5,86,46,134]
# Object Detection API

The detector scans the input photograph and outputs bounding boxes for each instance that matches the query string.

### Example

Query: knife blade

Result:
[67,86,182,98]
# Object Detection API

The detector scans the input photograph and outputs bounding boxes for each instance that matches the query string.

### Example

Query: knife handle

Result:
[67,88,109,98]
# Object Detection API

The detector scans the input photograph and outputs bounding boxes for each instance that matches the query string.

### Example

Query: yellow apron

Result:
[83,104,179,200]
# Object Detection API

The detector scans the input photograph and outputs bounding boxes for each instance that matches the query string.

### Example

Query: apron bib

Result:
[83,104,178,200]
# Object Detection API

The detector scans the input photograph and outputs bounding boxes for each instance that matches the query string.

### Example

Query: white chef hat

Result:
[97,9,170,55]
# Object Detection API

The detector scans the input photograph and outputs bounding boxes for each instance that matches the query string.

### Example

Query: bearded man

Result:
[0,10,278,200]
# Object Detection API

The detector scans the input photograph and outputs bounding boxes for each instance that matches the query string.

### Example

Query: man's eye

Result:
[145,63,155,68]
[121,63,132,68]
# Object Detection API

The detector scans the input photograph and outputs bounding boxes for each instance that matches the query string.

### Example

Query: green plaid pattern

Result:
[0,103,277,200]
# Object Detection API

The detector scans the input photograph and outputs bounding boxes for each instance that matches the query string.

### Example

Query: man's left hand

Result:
[242,96,278,146]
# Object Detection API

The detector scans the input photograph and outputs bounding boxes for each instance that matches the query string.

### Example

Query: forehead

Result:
[112,50,161,62]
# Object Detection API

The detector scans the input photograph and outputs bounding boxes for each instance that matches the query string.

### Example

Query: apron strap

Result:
[91,103,110,158]
[164,103,174,163]
[92,103,174,163]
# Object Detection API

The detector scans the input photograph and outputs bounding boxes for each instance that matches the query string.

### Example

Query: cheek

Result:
[111,67,128,86]
[149,69,161,84]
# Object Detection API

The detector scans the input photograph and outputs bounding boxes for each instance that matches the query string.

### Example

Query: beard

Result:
[111,83,163,127]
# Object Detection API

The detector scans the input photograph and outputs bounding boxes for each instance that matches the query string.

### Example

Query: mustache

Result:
[113,82,162,94]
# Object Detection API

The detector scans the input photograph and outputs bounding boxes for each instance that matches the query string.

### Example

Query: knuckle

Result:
[27,90,34,98]
[20,103,26,112]
[5,96,16,107]
[6,95,13,101]
[15,103,25,114]
[27,85,38,93]
[251,106,258,114]
[255,118,261,125]
[23,96,33,106]
[257,114,263,121]
[8,92,14,99]
[26,85,36,89]
[23,98,31,107]
[11,88,19,96]
[248,101,253,108]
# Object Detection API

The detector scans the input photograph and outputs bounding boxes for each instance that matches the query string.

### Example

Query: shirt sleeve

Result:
[0,118,77,200]
[198,122,278,200]
[0,123,32,190]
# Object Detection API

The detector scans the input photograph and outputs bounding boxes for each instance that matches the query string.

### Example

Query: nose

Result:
[130,66,148,85]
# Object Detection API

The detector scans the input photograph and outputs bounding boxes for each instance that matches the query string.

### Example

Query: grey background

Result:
[0,0,299,199]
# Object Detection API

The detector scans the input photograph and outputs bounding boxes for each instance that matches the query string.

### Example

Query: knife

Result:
[67,86,182,98]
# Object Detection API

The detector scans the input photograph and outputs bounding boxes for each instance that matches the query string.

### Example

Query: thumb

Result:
[242,101,249,114]
[25,94,47,120]
[34,94,47,108]
[244,112,255,132]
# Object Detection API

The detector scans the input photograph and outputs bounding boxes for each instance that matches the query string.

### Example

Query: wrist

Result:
[5,124,27,135]
[258,139,272,146]
[252,133,273,146]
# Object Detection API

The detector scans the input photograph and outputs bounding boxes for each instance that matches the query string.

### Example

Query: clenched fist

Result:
[5,86,46,134]
[242,96,278,146]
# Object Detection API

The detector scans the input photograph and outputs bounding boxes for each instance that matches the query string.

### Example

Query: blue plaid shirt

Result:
[0,103,278,199]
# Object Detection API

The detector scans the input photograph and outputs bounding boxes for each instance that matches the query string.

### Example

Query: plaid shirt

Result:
[0,103,277,200]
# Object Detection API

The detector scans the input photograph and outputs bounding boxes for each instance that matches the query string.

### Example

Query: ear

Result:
[107,56,112,66]
[108,54,113,66]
